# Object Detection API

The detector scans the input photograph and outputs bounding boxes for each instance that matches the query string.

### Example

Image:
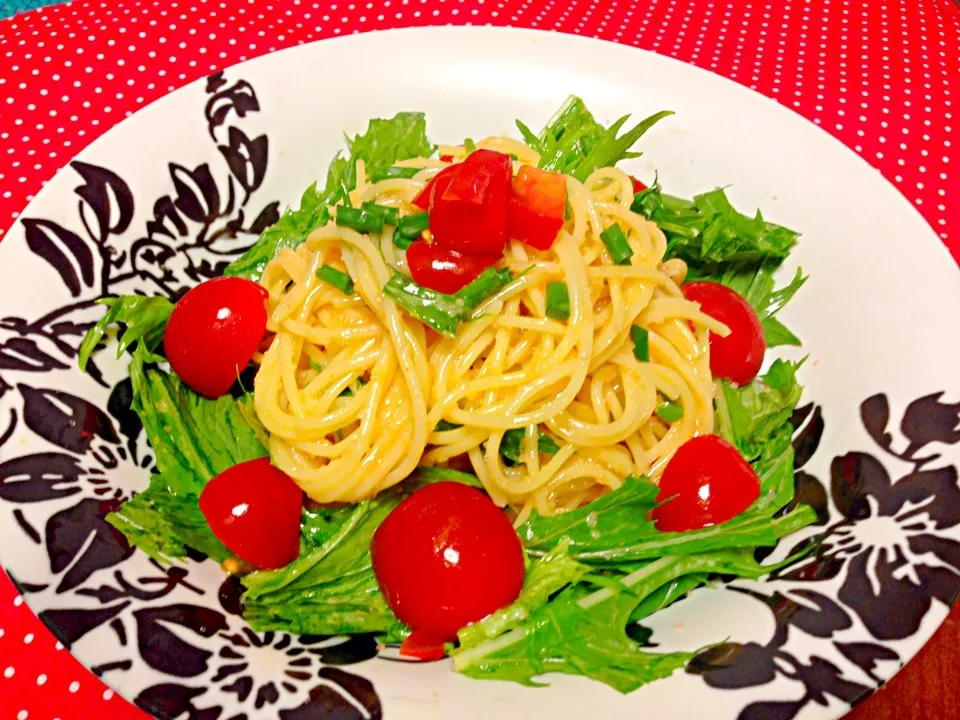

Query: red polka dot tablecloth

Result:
[0,0,958,718]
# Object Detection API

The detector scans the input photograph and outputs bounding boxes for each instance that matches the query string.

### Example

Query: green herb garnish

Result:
[315,265,355,295]
[545,281,571,321]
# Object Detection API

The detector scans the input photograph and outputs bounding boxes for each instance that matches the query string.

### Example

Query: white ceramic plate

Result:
[1,26,958,720]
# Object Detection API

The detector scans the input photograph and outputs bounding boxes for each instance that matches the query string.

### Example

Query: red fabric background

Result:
[0,0,958,718]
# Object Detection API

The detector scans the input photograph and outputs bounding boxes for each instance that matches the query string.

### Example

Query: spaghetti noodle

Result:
[253,137,730,520]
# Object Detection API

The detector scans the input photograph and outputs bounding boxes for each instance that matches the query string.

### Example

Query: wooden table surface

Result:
[846,603,960,720]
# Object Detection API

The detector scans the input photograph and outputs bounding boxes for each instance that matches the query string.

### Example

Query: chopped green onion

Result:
[545,281,571,321]
[340,376,368,398]
[361,202,400,226]
[336,206,384,234]
[655,400,684,423]
[509,153,519,161]
[500,428,561,464]
[370,166,420,182]
[396,212,429,245]
[464,138,477,154]
[631,325,649,362]
[383,274,465,336]
[315,265,355,295]
[435,420,462,432]
[600,223,633,265]
[308,359,324,373]
[455,267,514,311]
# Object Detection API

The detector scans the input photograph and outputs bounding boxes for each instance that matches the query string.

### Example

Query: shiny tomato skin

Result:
[631,176,648,194]
[399,628,449,662]
[507,165,567,251]
[371,482,525,640]
[198,458,303,569]
[406,240,496,294]
[429,149,513,256]
[682,281,766,386]
[164,276,269,398]
[652,435,761,532]
[413,165,457,210]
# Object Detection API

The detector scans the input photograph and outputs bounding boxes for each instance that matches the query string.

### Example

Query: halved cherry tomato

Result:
[164,276,269,398]
[682,281,766,386]
[429,149,513,256]
[413,165,458,210]
[631,176,648,194]
[198,458,303,569]
[652,435,761,532]
[371,482,525,640]
[406,239,496,294]
[399,628,449,662]
[507,165,567,251]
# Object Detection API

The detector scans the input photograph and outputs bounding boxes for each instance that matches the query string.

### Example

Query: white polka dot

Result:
[36,673,47,686]
[68,680,80,693]
[3,667,14,679]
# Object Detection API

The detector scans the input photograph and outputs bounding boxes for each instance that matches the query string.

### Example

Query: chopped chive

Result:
[545,281,571,321]
[340,376,368,398]
[315,265,355,295]
[509,153,519,161]
[393,232,415,251]
[336,206,385,234]
[500,427,561,464]
[396,212,429,244]
[383,274,465,336]
[455,267,514,311]
[361,202,400,226]
[464,138,477,154]
[631,325,649,362]
[600,223,633,265]
[308,359,324,373]
[656,400,684,423]
[370,166,421,182]
[435,420,462,432]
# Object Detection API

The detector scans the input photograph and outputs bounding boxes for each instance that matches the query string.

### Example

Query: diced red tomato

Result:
[371,482,525,640]
[652,435,761,532]
[682,281,766,386]
[631,176,648,194]
[412,165,458,210]
[198,458,303,570]
[164,276,268,398]
[506,165,567,251]
[439,154,455,163]
[406,240,496,294]
[399,628,449,662]
[429,149,513,256]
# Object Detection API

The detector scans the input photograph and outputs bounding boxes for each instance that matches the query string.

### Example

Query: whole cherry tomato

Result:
[682,281,766,386]
[406,239,497,294]
[652,435,761,532]
[198,457,303,570]
[398,628,449,662]
[371,482,525,640]
[164,276,269,398]
[507,165,567,251]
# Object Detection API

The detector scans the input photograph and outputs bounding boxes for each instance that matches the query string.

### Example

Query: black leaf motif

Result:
[279,684,364,720]
[107,377,143,463]
[0,407,17,447]
[792,405,824,470]
[0,452,84,503]
[204,79,260,140]
[91,659,133,677]
[738,700,806,720]
[21,219,95,297]
[255,682,279,709]
[249,201,281,234]
[318,667,383,719]
[171,163,221,224]
[765,589,852,639]
[0,337,70,373]
[136,683,223,720]
[218,575,246,616]
[830,452,892,520]
[835,642,899,684]
[46,497,135,592]
[218,127,269,198]
[860,393,893,453]
[39,601,131,646]
[146,195,190,240]
[13,508,41,543]
[20,384,120,453]
[891,465,960,529]
[900,392,960,451]
[206,71,228,93]
[71,160,135,245]
[312,635,380,665]
[134,604,228,677]
[689,640,780,689]
[223,676,253,702]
